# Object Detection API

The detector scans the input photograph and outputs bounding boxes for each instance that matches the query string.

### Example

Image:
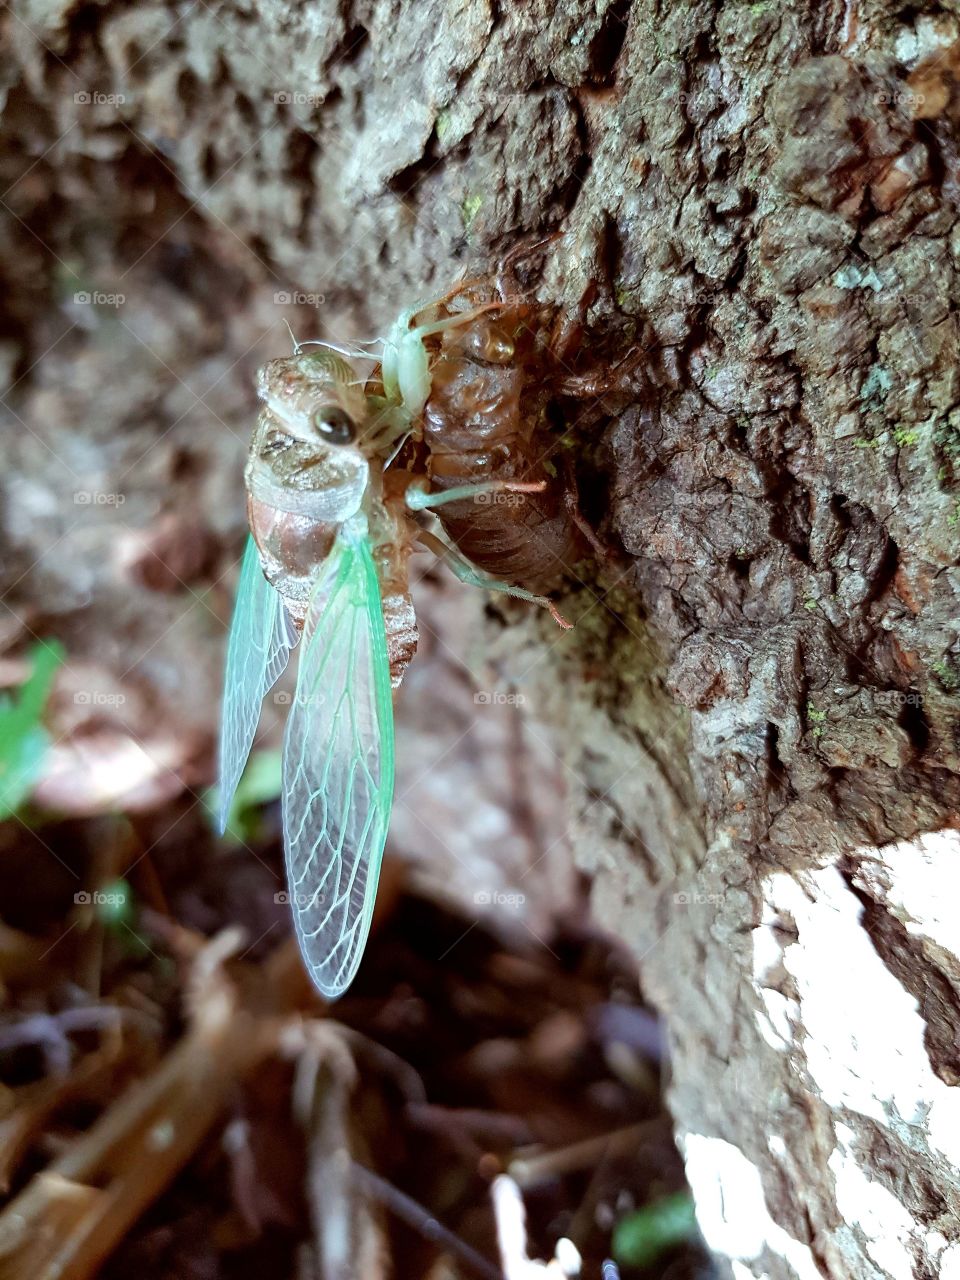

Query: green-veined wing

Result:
[218,535,298,833]
[282,531,394,999]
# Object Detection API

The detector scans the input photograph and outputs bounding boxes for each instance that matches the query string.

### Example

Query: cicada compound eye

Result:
[313,405,356,445]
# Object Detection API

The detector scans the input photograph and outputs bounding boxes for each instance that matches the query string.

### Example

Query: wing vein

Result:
[280,533,395,999]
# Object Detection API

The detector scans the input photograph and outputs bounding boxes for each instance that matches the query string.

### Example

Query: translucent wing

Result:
[282,533,394,999]
[218,535,298,833]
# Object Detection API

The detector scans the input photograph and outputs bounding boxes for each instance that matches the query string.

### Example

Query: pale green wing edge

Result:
[217,535,297,833]
[281,533,395,999]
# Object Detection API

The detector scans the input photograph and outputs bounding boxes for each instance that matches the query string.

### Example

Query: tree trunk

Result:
[2,1,959,1276]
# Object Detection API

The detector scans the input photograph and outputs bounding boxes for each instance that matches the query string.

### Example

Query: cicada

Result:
[218,313,557,998]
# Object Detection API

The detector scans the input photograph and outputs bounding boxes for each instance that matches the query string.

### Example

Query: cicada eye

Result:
[313,405,356,444]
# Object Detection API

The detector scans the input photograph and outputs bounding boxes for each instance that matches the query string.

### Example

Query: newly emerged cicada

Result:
[218,349,417,998]
[219,297,560,998]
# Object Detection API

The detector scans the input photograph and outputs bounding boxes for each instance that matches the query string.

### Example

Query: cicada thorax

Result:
[421,302,584,594]
[245,351,419,687]
[244,406,362,630]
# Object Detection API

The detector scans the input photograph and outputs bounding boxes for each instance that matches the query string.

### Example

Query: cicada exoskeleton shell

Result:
[416,296,584,593]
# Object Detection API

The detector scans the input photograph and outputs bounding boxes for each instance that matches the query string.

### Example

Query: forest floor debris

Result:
[0,804,710,1279]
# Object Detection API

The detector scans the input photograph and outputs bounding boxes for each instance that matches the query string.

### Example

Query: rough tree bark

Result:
[2,1,959,1277]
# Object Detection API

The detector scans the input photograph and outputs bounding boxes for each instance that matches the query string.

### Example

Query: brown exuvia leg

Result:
[560,453,622,566]
[496,231,562,301]
[553,344,646,402]
[416,527,572,629]
[548,278,599,365]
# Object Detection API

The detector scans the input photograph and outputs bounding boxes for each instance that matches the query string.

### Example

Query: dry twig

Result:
[0,930,300,1280]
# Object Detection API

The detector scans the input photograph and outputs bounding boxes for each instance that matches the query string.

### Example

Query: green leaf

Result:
[612,1191,698,1268]
[0,642,63,820]
[210,747,283,844]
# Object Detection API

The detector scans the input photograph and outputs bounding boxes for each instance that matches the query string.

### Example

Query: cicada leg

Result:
[557,452,623,565]
[416,527,572,630]
[402,275,487,327]
[553,344,646,401]
[546,278,599,363]
[382,300,511,423]
[382,274,490,392]
[496,231,562,300]
[404,477,546,512]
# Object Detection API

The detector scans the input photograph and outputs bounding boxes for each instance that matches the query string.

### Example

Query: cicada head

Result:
[248,349,375,529]
[257,349,368,449]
